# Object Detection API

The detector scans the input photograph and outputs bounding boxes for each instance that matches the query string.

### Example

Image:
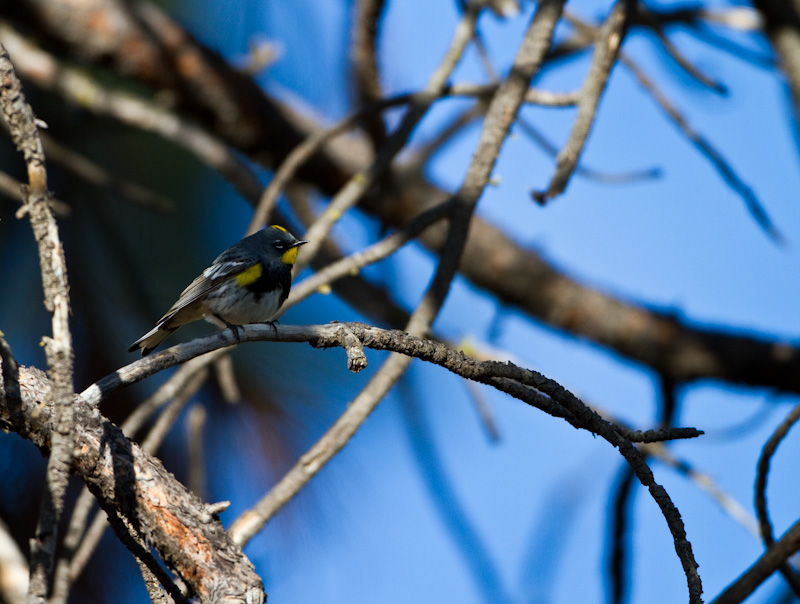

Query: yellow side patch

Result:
[281,247,299,265]
[271,224,287,233]
[235,262,263,286]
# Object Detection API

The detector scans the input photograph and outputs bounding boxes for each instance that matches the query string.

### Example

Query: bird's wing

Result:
[156,259,252,325]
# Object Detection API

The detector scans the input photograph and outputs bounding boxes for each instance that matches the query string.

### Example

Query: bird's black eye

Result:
[273,241,285,250]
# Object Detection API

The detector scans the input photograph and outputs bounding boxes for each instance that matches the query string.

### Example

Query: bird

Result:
[128,225,308,356]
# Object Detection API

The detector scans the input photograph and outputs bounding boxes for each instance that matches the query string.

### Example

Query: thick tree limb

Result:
[0,363,265,604]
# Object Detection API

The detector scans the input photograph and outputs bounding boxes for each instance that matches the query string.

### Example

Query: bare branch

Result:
[710,519,800,604]
[55,352,225,598]
[0,363,266,604]
[0,43,74,604]
[755,401,800,595]
[351,0,388,148]
[620,53,784,244]
[516,116,662,184]
[533,0,632,203]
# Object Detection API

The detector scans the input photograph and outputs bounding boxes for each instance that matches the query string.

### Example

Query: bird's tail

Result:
[128,324,176,356]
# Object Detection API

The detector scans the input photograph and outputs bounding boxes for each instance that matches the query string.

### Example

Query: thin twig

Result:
[710,519,800,604]
[462,380,501,442]
[187,405,208,498]
[351,0,388,148]
[635,7,728,93]
[608,466,636,604]
[516,116,661,184]
[455,0,501,82]
[406,103,486,171]
[449,82,580,106]
[620,53,784,244]
[0,170,70,215]
[0,43,75,604]
[640,441,760,537]
[754,401,800,595]
[284,198,456,311]
[293,2,484,273]
[534,0,633,203]
[49,488,96,604]
[684,23,774,69]
[213,355,242,404]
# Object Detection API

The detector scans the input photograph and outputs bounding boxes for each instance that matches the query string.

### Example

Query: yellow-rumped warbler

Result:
[128,225,308,356]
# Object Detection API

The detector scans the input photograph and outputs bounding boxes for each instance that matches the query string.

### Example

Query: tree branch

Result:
[533,0,632,203]
[710,518,800,604]
[0,363,265,604]
[754,401,800,595]
[86,320,702,601]
[0,43,75,604]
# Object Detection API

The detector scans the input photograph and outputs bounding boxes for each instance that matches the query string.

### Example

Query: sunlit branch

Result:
[533,0,632,204]
[0,43,74,604]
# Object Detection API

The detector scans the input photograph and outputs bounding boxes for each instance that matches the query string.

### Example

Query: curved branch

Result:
[92,320,703,598]
[754,401,800,595]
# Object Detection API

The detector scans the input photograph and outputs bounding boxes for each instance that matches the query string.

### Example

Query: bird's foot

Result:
[264,320,279,336]
[215,314,243,344]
